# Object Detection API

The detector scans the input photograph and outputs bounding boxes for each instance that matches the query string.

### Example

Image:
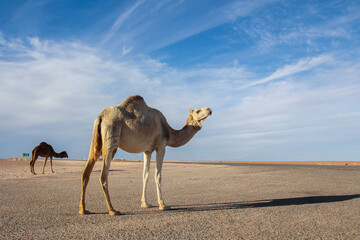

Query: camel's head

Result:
[60,151,68,158]
[189,107,212,127]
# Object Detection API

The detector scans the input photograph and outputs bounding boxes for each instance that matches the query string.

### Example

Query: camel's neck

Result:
[167,114,201,148]
[53,152,63,158]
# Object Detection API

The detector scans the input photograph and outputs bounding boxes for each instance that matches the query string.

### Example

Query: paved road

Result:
[0,159,359,239]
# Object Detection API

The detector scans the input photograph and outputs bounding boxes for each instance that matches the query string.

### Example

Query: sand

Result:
[0,158,359,239]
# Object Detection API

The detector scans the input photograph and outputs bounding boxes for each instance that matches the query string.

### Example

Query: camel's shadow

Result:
[92,169,124,173]
[74,194,359,216]
[168,194,360,213]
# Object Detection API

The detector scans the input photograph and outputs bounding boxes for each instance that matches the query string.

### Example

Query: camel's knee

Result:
[99,176,108,188]
[155,174,161,184]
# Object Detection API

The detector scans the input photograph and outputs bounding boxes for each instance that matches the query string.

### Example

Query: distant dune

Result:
[2,158,360,166]
[192,160,360,166]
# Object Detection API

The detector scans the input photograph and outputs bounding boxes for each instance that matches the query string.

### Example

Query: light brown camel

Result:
[79,95,212,215]
[30,142,68,174]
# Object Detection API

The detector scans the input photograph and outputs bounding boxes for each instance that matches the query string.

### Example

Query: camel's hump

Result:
[121,95,146,106]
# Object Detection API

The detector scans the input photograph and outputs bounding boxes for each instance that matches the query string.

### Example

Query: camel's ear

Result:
[189,109,193,113]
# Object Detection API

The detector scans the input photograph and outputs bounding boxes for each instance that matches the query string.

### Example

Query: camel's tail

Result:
[88,116,102,161]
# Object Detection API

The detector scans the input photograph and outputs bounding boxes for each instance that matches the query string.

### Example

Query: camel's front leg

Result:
[100,147,121,215]
[42,157,48,174]
[155,147,166,210]
[141,151,152,208]
[50,156,55,173]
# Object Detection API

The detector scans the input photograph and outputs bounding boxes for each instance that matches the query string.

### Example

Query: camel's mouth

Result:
[198,116,209,123]
[198,110,212,123]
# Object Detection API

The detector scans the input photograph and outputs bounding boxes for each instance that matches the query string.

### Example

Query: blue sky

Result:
[0,0,359,161]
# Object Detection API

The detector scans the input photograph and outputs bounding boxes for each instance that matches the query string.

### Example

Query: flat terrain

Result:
[0,159,359,239]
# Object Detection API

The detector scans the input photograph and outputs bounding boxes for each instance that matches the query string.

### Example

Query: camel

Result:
[79,95,212,215]
[30,142,68,174]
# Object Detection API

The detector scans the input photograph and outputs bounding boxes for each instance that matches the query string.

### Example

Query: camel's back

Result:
[99,95,164,129]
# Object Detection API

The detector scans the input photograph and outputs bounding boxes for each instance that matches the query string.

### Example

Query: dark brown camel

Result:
[30,142,68,174]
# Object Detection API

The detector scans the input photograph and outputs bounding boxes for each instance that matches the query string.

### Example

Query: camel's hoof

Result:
[141,202,152,208]
[109,210,122,216]
[159,205,169,211]
[79,209,91,215]
[52,171,55,173]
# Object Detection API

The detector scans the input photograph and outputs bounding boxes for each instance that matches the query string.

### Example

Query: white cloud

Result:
[209,64,360,158]
[0,34,359,161]
[0,37,165,130]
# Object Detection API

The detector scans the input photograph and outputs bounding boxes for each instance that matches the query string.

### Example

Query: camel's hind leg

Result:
[79,150,100,215]
[141,151,152,208]
[30,153,38,174]
[30,159,35,174]
[100,146,120,215]
[42,157,48,174]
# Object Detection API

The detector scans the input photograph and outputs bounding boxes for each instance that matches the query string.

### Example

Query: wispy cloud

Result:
[101,0,277,53]
[239,54,334,89]
[230,2,360,54]
[101,0,146,46]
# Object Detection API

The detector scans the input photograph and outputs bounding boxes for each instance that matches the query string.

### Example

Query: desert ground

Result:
[0,158,359,239]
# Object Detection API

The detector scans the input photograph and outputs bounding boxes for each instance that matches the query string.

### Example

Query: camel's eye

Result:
[196,110,200,114]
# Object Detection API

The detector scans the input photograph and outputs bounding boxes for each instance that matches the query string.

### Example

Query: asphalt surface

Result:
[0,159,359,239]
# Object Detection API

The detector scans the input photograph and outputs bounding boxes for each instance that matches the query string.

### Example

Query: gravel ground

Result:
[0,159,359,239]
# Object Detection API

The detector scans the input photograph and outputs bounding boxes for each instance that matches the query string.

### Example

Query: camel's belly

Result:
[118,140,154,153]
[118,145,144,154]
[117,130,160,154]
